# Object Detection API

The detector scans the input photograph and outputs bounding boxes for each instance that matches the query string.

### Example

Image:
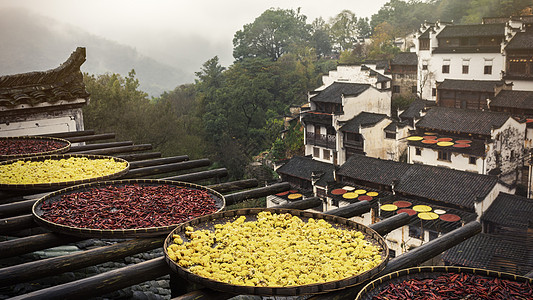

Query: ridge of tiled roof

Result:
[399,99,436,120]
[481,192,533,229]
[506,32,533,50]
[0,47,89,108]
[276,156,335,186]
[337,154,499,209]
[391,52,418,66]
[419,27,432,39]
[491,90,533,109]
[437,79,506,92]
[310,82,371,104]
[437,23,505,38]
[415,106,511,136]
[339,112,388,133]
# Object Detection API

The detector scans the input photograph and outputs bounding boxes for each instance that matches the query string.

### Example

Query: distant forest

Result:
[83,0,532,180]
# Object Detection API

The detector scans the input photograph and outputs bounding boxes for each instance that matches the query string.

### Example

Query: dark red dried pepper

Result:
[0,139,67,155]
[40,184,217,229]
[373,272,533,300]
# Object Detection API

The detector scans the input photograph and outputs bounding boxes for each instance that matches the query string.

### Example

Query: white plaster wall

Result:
[486,117,526,176]
[408,145,485,174]
[474,183,514,220]
[526,126,533,150]
[362,119,396,160]
[336,88,391,124]
[507,80,533,91]
[0,109,83,137]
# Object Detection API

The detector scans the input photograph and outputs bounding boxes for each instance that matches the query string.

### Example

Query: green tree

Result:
[310,17,333,58]
[367,22,401,60]
[233,8,312,61]
[357,17,372,38]
[329,10,359,52]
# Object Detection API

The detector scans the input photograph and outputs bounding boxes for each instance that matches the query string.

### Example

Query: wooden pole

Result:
[124,159,211,178]
[0,237,164,287]
[40,130,95,138]
[162,168,228,182]
[323,201,371,218]
[275,197,322,210]
[0,214,36,234]
[115,152,162,161]
[0,233,83,259]
[69,141,133,152]
[70,144,153,155]
[369,212,411,236]
[224,182,290,206]
[0,198,40,218]
[65,133,116,143]
[207,179,258,193]
[7,257,171,300]
[128,155,189,169]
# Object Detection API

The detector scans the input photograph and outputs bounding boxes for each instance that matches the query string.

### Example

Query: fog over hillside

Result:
[0,7,189,96]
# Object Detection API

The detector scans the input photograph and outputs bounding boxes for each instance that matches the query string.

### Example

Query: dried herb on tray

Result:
[373,272,533,299]
[40,184,217,229]
[0,139,67,156]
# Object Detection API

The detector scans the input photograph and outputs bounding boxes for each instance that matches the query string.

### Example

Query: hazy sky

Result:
[0,0,388,78]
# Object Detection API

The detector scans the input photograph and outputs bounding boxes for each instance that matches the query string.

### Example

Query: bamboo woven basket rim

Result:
[0,136,71,160]
[32,179,225,238]
[356,265,533,300]
[0,153,129,191]
[164,207,389,296]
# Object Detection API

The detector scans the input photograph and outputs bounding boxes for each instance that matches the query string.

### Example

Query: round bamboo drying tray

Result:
[356,266,533,300]
[164,207,389,296]
[32,179,225,238]
[0,136,71,160]
[0,154,129,191]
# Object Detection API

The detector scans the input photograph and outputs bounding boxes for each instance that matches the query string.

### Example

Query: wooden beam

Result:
[323,201,371,219]
[161,168,228,182]
[69,141,133,152]
[38,130,95,138]
[369,212,411,236]
[275,197,322,210]
[0,198,39,218]
[207,179,258,194]
[69,144,153,155]
[224,182,290,206]
[65,133,116,143]
[7,257,170,300]
[115,152,162,161]
[124,159,211,178]
[0,237,164,287]
[128,155,189,169]
[0,214,36,234]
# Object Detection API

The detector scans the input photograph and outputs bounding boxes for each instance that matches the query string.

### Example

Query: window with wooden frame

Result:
[469,156,476,165]
[462,59,470,74]
[438,150,451,161]
[415,147,422,156]
[484,59,493,74]
[442,59,450,74]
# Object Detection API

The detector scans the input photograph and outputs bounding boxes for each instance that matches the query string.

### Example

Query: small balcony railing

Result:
[306,132,336,149]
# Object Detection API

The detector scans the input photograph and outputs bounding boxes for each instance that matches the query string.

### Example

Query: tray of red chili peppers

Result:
[0,136,71,160]
[356,266,533,300]
[32,179,225,238]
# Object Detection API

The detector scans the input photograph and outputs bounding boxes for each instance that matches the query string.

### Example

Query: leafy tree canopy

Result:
[233,8,312,61]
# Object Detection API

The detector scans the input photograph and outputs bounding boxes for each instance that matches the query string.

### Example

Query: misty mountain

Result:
[0,7,190,96]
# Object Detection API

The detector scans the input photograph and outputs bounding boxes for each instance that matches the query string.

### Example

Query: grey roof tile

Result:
[311,82,371,104]
[481,192,533,229]
[491,90,533,110]
[415,106,511,136]
[339,112,388,133]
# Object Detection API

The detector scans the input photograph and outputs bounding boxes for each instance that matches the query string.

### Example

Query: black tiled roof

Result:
[384,120,408,132]
[276,156,335,187]
[437,23,505,38]
[415,106,511,136]
[419,28,432,39]
[395,163,498,209]
[408,135,486,157]
[442,233,532,275]
[399,99,436,120]
[338,154,499,209]
[339,112,388,133]
[437,79,506,92]
[311,82,371,104]
[300,111,333,126]
[0,47,89,108]
[337,155,411,187]
[491,90,533,110]
[391,52,418,66]
[481,192,533,229]
[506,32,533,50]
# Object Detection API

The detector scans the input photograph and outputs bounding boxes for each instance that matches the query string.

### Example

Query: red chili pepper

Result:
[40,184,217,229]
